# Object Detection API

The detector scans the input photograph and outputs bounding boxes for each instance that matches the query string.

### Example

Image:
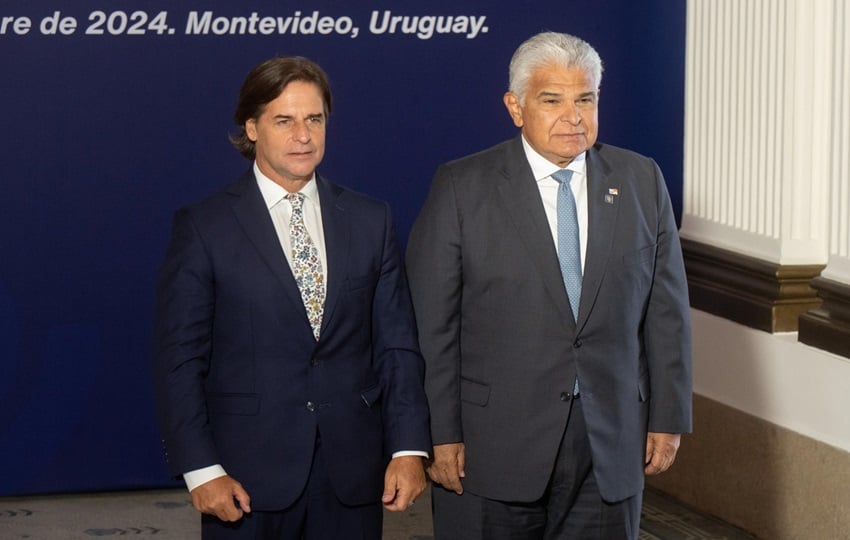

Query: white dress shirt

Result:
[255,163,328,276]
[520,135,589,272]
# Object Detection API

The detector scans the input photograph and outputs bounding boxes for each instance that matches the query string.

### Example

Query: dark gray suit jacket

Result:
[406,136,692,503]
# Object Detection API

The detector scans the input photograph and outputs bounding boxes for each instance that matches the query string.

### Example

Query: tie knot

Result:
[286,192,305,210]
[551,169,574,186]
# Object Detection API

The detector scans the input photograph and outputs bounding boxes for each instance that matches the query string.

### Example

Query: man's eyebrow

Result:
[271,113,324,119]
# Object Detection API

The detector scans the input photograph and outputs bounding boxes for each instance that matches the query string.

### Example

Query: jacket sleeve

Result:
[151,207,220,477]
[371,202,433,455]
[405,164,465,445]
[644,161,693,434]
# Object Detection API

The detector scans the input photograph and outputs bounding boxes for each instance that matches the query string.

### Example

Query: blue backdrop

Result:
[0,0,685,495]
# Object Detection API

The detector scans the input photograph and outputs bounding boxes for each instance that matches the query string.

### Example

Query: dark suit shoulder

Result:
[177,169,254,216]
[442,139,516,168]
[179,170,392,220]
[585,143,665,204]
[429,138,526,196]
[439,139,517,175]
[326,180,388,208]
[318,175,393,219]
[590,142,658,172]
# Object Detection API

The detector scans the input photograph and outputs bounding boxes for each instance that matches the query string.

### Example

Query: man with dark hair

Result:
[407,32,692,539]
[152,56,431,539]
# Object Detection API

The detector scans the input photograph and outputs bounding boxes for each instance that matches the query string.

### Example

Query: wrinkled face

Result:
[504,64,599,167]
[246,80,326,189]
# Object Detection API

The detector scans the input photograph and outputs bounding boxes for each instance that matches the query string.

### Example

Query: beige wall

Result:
[649,310,850,538]
[648,394,850,539]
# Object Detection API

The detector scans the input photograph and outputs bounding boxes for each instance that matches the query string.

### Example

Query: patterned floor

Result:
[0,486,754,539]
[639,489,755,539]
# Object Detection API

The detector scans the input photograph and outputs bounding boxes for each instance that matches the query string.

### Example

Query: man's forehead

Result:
[263,87,325,111]
[531,62,593,79]
[531,84,597,98]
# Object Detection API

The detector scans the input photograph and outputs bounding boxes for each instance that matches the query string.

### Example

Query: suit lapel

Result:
[229,170,311,333]
[496,137,574,326]
[578,145,620,328]
[315,175,348,337]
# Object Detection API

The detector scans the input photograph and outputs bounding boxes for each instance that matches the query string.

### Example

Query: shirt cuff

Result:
[391,450,429,459]
[182,452,426,492]
[183,464,227,492]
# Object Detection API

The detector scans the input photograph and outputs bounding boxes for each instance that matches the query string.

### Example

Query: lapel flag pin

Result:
[608,188,619,195]
[605,187,618,204]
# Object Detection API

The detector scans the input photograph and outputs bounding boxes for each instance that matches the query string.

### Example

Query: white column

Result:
[822,0,850,285]
[681,0,840,267]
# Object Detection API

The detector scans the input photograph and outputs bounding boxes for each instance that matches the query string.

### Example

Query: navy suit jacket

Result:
[152,169,431,511]
[407,137,692,503]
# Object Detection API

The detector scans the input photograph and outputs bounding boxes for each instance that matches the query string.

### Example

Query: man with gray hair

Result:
[406,31,692,538]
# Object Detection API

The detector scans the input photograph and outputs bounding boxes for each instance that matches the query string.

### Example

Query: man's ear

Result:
[503,92,524,128]
[245,118,258,142]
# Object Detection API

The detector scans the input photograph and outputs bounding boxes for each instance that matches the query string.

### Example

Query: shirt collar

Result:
[254,162,319,210]
[520,135,587,183]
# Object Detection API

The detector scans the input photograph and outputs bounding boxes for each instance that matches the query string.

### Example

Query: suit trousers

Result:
[432,399,642,540]
[201,437,383,540]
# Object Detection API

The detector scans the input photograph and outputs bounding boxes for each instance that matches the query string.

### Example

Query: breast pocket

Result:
[460,377,491,407]
[360,383,382,408]
[616,244,656,304]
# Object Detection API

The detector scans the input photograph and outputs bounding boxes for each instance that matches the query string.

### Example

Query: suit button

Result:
[310,358,319,366]
[560,392,572,401]
[573,339,582,348]
[306,401,316,412]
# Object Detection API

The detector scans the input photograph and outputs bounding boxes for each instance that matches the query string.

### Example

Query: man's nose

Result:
[559,103,582,124]
[293,121,311,142]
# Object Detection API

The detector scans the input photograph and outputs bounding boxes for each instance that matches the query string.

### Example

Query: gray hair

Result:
[508,32,603,103]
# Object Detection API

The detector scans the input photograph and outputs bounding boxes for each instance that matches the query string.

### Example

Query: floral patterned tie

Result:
[286,192,325,340]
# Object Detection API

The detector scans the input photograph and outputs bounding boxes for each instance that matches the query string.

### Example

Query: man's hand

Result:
[426,442,465,494]
[190,475,251,522]
[645,432,681,475]
[382,455,427,512]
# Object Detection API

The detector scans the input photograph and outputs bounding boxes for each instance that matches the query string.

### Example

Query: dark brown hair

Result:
[229,56,333,159]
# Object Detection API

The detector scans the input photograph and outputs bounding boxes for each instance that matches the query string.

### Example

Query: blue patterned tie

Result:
[552,169,582,322]
[286,193,325,340]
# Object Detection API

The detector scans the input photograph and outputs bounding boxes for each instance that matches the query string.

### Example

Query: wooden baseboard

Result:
[681,239,824,332]
[798,277,850,358]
